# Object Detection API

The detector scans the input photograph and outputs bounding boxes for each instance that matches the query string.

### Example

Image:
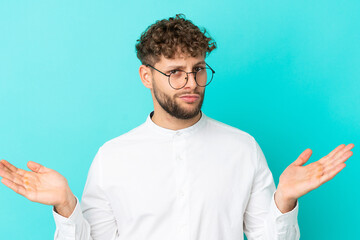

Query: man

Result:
[0,14,354,240]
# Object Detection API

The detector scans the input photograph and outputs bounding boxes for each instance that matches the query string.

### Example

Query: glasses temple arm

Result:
[206,63,215,73]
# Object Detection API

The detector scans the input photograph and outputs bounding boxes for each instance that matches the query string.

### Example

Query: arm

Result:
[244,139,354,239]
[243,138,300,240]
[0,147,119,240]
[274,143,354,215]
[53,147,119,240]
[0,159,82,236]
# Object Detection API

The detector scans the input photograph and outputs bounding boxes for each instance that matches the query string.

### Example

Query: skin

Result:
[138,52,206,130]
[274,143,354,212]
[0,160,76,217]
[0,52,355,218]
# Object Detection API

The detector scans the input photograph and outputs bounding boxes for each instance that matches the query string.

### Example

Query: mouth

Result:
[179,94,200,103]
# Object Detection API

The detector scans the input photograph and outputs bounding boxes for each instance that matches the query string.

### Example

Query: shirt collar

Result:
[145,111,207,137]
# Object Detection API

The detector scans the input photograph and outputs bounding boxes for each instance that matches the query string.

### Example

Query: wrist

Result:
[54,192,76,218]
[274,189,297,214]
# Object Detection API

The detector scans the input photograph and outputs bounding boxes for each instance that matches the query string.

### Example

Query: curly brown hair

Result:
[135,14,217,66]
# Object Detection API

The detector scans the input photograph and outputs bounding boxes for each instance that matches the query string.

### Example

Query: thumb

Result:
[292,148,313,166]
[27,161,48,173]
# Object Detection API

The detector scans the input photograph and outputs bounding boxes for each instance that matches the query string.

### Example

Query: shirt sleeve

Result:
[53,147,119,240]
[53,195,92,240]
[243,138,300,240]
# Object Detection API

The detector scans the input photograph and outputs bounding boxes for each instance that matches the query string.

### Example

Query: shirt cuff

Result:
[53,196,84,236]
[270,191,299,232]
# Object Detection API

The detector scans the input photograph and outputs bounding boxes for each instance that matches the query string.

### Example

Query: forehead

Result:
[155,52,205,68]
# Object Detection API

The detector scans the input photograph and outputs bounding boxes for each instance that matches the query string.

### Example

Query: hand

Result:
[0,159,76,217]
[276,143,354,205]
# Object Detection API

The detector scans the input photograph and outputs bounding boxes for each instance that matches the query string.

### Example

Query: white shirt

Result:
[53,111,300,240]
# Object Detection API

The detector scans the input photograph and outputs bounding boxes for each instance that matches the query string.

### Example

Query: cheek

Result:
[153,78,172,92]
[154,81,178,99]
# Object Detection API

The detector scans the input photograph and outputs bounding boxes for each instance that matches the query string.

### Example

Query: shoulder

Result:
[203,115,262,171]
[98,121,149,153]
[204,115,256,147]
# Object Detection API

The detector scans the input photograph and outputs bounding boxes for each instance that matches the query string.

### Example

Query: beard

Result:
[152,80,205,120]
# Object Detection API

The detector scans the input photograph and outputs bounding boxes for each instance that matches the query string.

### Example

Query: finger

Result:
[324,144,355,168]
[0,167,25,186]
[0,159,18,172]
[0,166,12,179]
[320,163,346,185]
[1,178,27,197]
[333,143,354,161]
[27,161,47,173]
[324,151,353,173]
[292,148,312,166]
[27,161,48,173]
[0,159,26,176]
[327,144,346,158]
[0,160,15,174]
[334,150,353,164]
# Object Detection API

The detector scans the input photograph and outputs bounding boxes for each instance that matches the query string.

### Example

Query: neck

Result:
[151,110,202,131]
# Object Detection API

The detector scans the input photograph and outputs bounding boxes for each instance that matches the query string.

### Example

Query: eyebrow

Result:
[164,60,206,71]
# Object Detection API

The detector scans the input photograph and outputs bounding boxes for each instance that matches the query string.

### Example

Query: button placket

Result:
[172,133,190,239]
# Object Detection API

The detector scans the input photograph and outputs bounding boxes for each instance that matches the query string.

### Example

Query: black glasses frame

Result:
[145,63,215,90]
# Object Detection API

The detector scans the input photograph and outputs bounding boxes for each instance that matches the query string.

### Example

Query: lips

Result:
[179,94,200,103]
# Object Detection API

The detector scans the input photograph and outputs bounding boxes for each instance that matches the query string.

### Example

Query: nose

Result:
[184,72,197,89]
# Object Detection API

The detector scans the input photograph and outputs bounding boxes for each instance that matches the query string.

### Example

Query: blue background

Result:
[0,1,359,239]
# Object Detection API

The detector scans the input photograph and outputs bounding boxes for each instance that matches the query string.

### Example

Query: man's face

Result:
[150,53,206,120]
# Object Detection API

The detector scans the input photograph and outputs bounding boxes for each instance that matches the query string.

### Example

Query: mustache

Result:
[175,91,203,97]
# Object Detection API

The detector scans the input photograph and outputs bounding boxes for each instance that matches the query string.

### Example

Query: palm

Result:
[278,143,354,200]
[0,160,70,206]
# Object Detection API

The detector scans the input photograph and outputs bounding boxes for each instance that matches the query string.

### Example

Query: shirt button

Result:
[176,155,182,161]
[175,131,182,136]
[179,190,185,197]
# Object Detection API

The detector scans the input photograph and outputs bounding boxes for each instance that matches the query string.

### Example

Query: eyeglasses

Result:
[145,63,215,90]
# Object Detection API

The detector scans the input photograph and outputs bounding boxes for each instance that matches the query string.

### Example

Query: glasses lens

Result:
[169,71,187,89]
[169,68,214,89]
[196,68,213,87]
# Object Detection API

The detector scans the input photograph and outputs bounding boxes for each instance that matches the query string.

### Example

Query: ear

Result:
[139,65,153,89]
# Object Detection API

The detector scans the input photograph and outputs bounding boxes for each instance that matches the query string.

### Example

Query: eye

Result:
[194,66,205,72]
[169,69,179,74]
